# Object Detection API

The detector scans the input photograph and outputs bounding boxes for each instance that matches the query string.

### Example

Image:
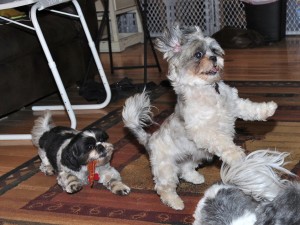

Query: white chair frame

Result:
[0,0,111,140]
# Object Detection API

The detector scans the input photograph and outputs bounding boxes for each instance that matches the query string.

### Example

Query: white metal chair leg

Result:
[0,134,32,140]
[0,0,111,141]
[30,3,77,129]
[32,0,111,111]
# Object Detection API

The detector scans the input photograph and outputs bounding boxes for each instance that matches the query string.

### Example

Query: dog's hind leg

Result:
[38,149,55,175]
[57,171,83,194]
[156,184,184,210]
[180,161,205,184]
[153,162,184,210]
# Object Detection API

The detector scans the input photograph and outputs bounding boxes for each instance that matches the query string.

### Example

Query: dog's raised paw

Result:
[265,101,278,118]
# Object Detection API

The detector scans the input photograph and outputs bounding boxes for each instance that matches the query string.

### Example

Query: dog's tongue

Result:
[211,66,219,73]
[88,161,99,187]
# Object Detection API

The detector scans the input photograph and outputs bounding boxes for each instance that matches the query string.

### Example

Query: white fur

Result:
[193,149,299,225]
[230,212,257,225]
[221,149,293,201]
[31,110,53,146]
[193,183,230,224]
[123,25,277,210]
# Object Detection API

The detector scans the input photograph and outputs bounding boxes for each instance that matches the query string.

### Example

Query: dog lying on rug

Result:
[31,111,130,195]
[122,24,277,210]
[193,149,300,225]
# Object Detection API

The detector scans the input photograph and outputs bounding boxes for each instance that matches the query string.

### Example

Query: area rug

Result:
[22,113,300,224]
[1,81,300,225]
[21,109,205,224]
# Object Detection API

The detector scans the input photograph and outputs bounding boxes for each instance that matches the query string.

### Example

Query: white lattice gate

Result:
[141,0,300,37]
[144,0,212,36]
[286,0,300,34]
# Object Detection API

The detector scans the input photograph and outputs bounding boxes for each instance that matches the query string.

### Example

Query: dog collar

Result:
[88,161,99,187]
[213,82,220,94]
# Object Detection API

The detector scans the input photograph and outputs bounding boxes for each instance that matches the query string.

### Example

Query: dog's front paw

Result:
[221,147,246,165]
[264,101,278,119]
[65,182,83,194]
[111,181,131,196]
[40,164,55,176]
[57,173,83,194]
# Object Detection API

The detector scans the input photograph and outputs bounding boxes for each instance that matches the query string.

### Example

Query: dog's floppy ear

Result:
[206,37,225,57]
[61,138,83,171]
[88,128,109,142]
[155,23,183,59]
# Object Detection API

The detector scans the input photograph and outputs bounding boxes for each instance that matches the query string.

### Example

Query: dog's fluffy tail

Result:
[31,110,54,147]
[122,91,154,147]
[220,149,296,201]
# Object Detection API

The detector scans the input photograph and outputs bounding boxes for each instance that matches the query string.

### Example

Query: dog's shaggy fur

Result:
[193,150,300,225]
[122,24,277,210]
[31,111,130,195]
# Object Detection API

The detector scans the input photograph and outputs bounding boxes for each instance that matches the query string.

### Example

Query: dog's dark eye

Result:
[194,51,203,59]
[88,145,94,150]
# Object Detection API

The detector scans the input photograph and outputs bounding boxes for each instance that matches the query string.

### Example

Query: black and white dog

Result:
[31,111,130,195]
[193,150,300,225]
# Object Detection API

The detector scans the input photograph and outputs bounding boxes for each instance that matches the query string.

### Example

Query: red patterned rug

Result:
[21,109,202,224]
[22,106,300,224]
[1,81,300,224]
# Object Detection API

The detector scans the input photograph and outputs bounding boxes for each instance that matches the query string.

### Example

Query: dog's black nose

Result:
[100,151,107,157]
[209,56,217,62]
[97,145,107,157]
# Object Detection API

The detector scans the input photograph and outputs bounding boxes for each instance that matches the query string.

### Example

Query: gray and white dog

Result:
[31,111,130,195]
[122,24,277,210]
[193,149,300,225]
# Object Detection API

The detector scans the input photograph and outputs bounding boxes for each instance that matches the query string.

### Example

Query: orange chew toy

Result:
[88,161,99,187]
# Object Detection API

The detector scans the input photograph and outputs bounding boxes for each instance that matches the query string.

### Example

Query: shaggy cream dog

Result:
[122,24,277,210]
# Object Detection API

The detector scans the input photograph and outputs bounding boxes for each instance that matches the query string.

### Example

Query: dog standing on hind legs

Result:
[31,111,130,195]
[122,24,277,210]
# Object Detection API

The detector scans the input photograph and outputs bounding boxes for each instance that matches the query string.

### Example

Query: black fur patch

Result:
[40,127,109,172]
[39,126,76,171]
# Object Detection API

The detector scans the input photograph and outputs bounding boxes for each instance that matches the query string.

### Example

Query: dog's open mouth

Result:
[205,66,220,75]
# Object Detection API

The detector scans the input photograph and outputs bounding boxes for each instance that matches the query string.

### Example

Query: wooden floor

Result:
[0,35,300,212]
